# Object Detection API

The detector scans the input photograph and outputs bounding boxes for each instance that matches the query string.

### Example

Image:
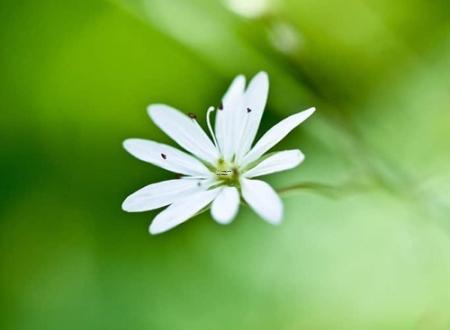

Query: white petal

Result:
[223,75,246,111]
[211,187,240,224]
[123,138,211,176]
[234,71,269,162]
[122,179,203,212]
[148,104,219,165]
[149,188,220,235]
[215,75,246,161]
[240,178,283,225]
[241,107,315,167]
[244,149,304,178]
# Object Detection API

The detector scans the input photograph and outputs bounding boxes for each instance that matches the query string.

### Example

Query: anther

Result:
[188,112,197,119]
[161,153,167,159]
[247,108,252,113]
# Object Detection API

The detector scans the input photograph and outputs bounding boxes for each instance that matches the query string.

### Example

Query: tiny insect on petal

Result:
[123,139,210,176]
[161,153,167,159]
[188,112,197,119]
[247,108,252,113]
[148,104,219,165]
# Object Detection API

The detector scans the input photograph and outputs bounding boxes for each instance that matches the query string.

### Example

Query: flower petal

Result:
[123,138,211,176]
[148,104,219,165]
[240,178,283,224]
[244,149,304,178]
[241,107,315,167]
[215,75,246,161]
[211,186,240,224]
[122,179,203,212]
[149,188,220,235]
[234,71,269,162]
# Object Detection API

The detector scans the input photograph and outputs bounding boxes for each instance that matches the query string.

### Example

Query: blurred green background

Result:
[1,0,450,329]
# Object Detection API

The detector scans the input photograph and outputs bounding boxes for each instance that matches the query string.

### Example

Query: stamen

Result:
[206,106,220,152]
[233,107,252,162]
[188,112,197,119]
[161,153,167,159]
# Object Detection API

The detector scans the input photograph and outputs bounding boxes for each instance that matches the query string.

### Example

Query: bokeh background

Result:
[1,0,450,329]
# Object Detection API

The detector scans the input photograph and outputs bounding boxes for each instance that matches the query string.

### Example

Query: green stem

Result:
[277,181,371,199]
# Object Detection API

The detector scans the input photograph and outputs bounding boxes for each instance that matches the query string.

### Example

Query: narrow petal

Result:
[149,188,220,235]
[211,187,240,224]
[123,138,211,176]
[241,107,315,167]
[223,75,246,110]
[148,104,219,165]
[234,71,269,162]
[244,149,304,178]
[215,75,246,161]
[240,178,283,225]
[122,179,203,212]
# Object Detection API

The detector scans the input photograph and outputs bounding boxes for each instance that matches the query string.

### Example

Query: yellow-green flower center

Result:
[215,159,240,186]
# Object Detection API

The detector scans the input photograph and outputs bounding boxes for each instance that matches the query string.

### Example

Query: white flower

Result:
[225,0,272,18]
[122,72,315,234]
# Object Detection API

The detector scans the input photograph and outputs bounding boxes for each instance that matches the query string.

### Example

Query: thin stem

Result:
[277,181,371,199]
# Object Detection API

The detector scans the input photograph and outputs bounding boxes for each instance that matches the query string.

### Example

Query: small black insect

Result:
[247,108,252,113]
[161,153,167,159]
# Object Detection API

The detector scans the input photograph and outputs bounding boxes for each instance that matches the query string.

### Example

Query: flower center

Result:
[215,159,239,186]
